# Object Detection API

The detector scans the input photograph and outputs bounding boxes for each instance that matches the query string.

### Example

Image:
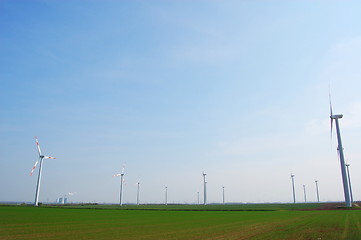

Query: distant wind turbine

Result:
[165,186,168,205]
[113,165,125,206]
[291,173,296,204]
[222,186,225,205]
[330,96,352,207]
[197,191,200,205]
[136,179,140,205]
[345,163,354,204]
[303,185,307,203]
[315,180,320,203]
[30,137,56,207]
[202,172,207,205]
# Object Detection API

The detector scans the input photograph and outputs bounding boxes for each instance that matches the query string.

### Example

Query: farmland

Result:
[1,204,361,240]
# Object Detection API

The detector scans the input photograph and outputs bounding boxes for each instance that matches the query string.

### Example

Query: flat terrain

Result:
[52,202,321,211]
[1,204,361,240]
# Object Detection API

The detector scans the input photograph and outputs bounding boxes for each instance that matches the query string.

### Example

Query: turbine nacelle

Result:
[40,155,56,159]
[330,114,343,119]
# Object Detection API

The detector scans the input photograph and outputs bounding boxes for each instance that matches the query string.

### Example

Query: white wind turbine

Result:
[303,185,307,203]
[113,165,125,206]
[30,137,56,206]
[315,180,320,203]
[202,172,207,205]
[136,179,140,205]
[291,173,296,204]
[222,186,225,205]
[345,163,354,204]
[330,96,352,207]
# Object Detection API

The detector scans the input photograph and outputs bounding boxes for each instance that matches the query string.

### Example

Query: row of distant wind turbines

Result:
[30,137,220,206]
[289,97,355,207]
[290,169,354,204]
[112,168,216,206]
[290,174,320,204]
[30,98,355,207]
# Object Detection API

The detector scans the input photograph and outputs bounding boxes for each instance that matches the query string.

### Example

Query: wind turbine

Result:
[222,186,225,205]
[202,172,207,205]
[197,191,200,205]
[30,137,56,207]
[165,186,168,205]
[330,97,352,207]
[303,185,307,203]
[113,165,125,206]
[291,173,296,204]
[136,179,140,205]
[346,163,354,204]
[315,180,320,203]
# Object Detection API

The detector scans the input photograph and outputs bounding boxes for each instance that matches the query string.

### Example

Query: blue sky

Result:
[1,0,361,204]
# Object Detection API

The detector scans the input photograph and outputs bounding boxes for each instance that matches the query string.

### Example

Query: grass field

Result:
[49,202,321,211]
[1,204,361,240]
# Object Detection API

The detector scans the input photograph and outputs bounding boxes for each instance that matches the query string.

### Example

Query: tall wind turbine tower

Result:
[330,98,352,207]
[197,191,200,205]
[30,137,56,207]
[222,186,225,205]
[113,165,125,206]
[165,186,168,205]
[346,163,354,204]
[303,185,307,203]
[315,180,320,203]
[202,172,207,205]
[136,180,140,205]
[291,174,296,204]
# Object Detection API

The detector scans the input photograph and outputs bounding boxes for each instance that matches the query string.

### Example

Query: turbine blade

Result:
[30,160,39,176]
[329,94,333,117]
[330,119,333,141]
[44,156,56,159]
[35,137,42,156]
[113,173,121,177]
[121,164,126,174]
[329,91,334,141]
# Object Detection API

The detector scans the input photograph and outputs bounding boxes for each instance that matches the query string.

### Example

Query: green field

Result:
[49,202,321,211]
[1,204,361,240]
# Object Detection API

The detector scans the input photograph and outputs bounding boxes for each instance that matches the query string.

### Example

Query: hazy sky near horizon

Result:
[1,0,361,204]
